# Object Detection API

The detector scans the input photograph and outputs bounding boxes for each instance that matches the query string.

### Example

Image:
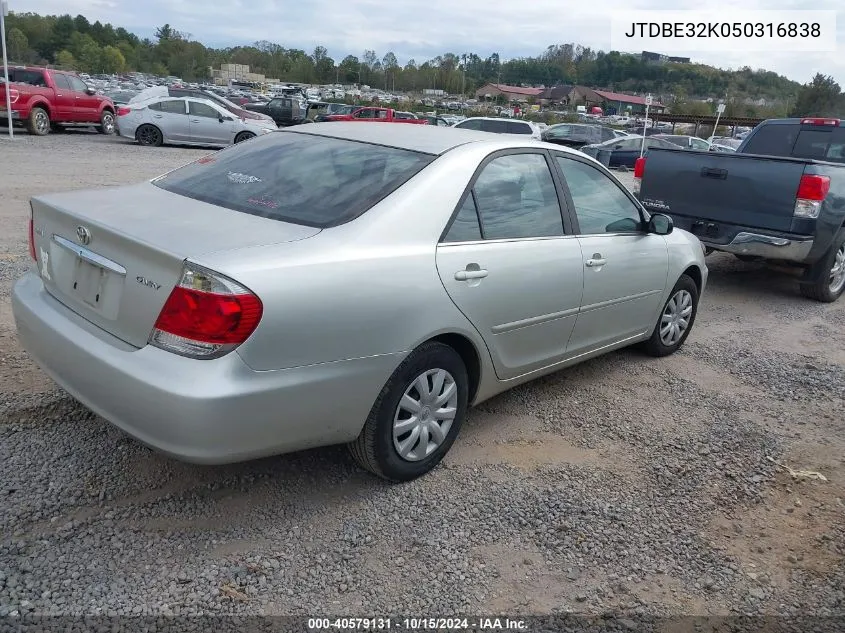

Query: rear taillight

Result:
[28,211,37,262]
[633,157,646,179]
[7,88,20,104]
[800,118,839,126]
[149,263,263,359]
[117,106,131,116]
[794,174,831,219]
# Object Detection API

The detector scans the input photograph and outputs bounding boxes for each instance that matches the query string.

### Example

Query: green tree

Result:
[100,45,126,73]
[790,74,843,117]
[6,27,30,62]
[55,49,76,69]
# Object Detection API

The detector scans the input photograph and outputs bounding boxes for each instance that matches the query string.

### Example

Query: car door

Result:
[49,74,76,121]
[149,99,190,142]
[267,98,289,124]
[188,100,232,145]
[607,138,640,168]
[553,153,668,355]
[436,151,584,380]
[67,75,98,122]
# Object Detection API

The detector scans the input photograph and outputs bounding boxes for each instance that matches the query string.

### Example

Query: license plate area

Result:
[690,220,722,239]
[73,259,107,308]
[49,235,126,320]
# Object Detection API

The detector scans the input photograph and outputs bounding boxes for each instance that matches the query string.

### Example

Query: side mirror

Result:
[85,88,96,95]
[648,213,673,235]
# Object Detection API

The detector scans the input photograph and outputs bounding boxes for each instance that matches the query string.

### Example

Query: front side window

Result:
[507,121,532,135]
[472,153,564,240]
[68,76,89,93]
[556,156,642,234]
[481,119,509,134]
[52,74,72,91]
[354,108,375,119]
[153,132,435,227]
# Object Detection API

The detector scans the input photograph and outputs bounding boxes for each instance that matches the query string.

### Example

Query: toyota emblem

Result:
[76,226,92,245]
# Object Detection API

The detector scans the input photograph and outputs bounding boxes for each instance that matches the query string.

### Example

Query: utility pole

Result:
[1,0,13,139]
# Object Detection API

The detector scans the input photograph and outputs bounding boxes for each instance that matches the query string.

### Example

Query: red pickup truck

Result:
[0,66,116,136]
[324,107,429,124]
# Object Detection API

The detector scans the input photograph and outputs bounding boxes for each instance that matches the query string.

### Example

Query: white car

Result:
[451,117,542,140]
[116,96,277,148]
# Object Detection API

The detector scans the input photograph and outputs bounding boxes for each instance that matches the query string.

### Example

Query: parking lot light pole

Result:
[640,94,652,158]
[1,0,13,139]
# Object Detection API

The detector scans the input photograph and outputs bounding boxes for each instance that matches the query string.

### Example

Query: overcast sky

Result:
[19,0,844,86]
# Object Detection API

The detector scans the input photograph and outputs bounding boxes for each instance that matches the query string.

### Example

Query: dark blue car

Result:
[580,135,683,168]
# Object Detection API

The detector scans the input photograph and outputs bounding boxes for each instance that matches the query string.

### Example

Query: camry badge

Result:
[76,226,92,245]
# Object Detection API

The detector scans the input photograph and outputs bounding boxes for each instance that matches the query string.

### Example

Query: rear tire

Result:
[234,131,255,143]
[96,110,115,135]
[135,124,163,147]
[800,230,845,303]
[348,341,469,482]
[641,274,699,357]
[27,107,50,136]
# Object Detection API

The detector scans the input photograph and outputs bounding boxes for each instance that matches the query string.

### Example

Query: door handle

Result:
[152,114,163,118]
[455,268,488,281]
[190,118,201,123]
[585,257,607,267]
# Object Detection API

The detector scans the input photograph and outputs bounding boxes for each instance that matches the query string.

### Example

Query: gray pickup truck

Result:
[636,117,845,302]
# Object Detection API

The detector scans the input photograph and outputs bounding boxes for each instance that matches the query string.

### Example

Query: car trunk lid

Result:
[30,182,320,348]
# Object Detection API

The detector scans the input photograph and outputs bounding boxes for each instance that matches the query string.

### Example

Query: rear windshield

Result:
[743,123,845,163]
[153,131,436,227]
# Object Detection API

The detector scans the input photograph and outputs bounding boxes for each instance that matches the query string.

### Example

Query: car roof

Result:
[282,121,570,156]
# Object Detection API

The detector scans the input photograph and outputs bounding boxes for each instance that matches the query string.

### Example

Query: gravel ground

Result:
[0,132,843,627]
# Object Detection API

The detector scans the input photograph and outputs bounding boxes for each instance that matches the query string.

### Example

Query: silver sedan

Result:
[116,96,277,147]
[13,123,708,481]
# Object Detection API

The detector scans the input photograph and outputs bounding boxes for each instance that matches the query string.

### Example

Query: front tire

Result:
[234,131,255,143]
[135,124,163,147]
[801,230,845,303]
[641,274,699,357]
[96,110,115,135]
[348,341,469,482]
[27,107,50,136]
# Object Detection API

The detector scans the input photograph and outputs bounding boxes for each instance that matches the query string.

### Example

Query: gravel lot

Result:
[0,132,843,626]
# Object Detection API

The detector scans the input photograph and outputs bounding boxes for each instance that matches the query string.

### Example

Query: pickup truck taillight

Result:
[794,174,831,219]
[632,157,646,196]
[6,88,20,104]
[633,157,646,179]
[117,107,131,116]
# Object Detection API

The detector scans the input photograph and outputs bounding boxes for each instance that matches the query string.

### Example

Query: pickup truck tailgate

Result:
[639,149,806,233]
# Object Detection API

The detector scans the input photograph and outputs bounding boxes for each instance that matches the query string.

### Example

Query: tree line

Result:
[3,11,842,118]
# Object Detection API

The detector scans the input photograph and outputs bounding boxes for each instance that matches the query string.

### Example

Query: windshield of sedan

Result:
[152,131,436,227]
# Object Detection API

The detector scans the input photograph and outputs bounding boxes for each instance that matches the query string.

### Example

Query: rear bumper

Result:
[660,213,815,263]
[12,272,404,464]
[0,109,22,120]
[709,231,814,261]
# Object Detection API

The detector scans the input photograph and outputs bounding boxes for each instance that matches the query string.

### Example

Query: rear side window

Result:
[153,131,436,227]
[600,127,616,142]
[456,119,482,130]
[507,121,531,135]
